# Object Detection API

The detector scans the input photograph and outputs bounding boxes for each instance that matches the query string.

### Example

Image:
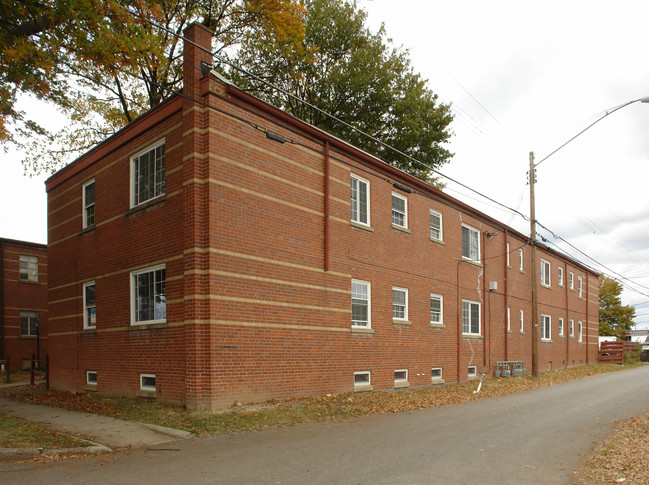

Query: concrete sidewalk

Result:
[0,395,193,456]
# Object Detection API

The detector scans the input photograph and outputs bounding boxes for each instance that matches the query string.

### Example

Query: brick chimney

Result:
[182,22,214,101]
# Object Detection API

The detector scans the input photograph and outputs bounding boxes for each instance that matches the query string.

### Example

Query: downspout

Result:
[482,234,487,368]
[585,272,589,364]
[504,230,509,361]
[564,262,570,366]
[456,259,462,384]
[324,141,330,272]
[0,240,5,361]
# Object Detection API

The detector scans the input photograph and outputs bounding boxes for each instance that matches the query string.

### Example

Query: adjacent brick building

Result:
[45,23,599,410]
[0,238,48,371]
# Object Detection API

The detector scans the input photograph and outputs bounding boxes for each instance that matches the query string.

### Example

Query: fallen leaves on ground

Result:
[3,362,647,478]
[576,412,649,485]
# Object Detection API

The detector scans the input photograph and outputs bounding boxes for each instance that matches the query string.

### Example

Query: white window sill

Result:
[393,319,411,326]
[430,322,445,328]
[351,326,374,335]
[130,321,168,331]
[394,381,410,389]
[430,237,445,246]
[462,258,483,267]
[391,224,411,234]
[462,333,483,340]
[350,221,374,232]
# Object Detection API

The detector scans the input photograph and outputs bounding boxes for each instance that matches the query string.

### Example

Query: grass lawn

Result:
[0,414,90,449]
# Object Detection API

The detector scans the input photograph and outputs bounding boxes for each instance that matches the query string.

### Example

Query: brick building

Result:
[0,238,48,371]
[45,23,599,410]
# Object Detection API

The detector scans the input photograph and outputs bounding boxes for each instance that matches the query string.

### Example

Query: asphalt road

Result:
[5,366,649,484]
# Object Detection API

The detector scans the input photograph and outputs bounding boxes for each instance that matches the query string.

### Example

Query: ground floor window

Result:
[541,314,551,340]
[19,311,38,337]
[462,300,480,335]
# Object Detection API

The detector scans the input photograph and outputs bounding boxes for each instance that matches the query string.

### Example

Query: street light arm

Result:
[534,96,649,168]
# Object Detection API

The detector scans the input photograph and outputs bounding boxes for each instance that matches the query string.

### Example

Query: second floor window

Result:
[132,140,165,207]
[461,224,480,262]
[430,210,442,240]
[540,259,551,287]
[83,179,95,228]
[350,175,369,226]
[19,255,38,282]
[391,193,407,228]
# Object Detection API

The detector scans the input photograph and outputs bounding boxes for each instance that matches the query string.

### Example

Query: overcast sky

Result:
[2,0,649,326]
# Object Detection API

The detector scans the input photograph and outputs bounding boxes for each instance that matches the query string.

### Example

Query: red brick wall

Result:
[45,23,599,410]
[0,239,48,371]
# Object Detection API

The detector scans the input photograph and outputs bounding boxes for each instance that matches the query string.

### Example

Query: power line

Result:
[125,14,649,302]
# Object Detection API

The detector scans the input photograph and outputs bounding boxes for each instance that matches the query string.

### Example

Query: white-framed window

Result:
[506,243,511,267]
[507,306,511,332]
[19,311,38,337]
[540,259,551,287]
[394,369,408,384]
[86,371,98,385]
[351,279,371,328]
[82,179,95,228]
[19,255,38,282]
[392,287,408,321]
[461,224,480,262]
[578,321,583,342]
[468,366,477,377]
[578,276,583,298]
[519,248,524,272]
[431,367,443,380]
[570,319,575,337]
[140,374,156,391]
[391,192,407,228]
[520,309,524,333]
[429,209,442,240]
[350,174,370,226]
[541,314,551,340]
[430,293,443,325]
[354,371,370,387]
[83,281,96,329]
[569,272,574,290]
[558,267,564,287]
[462,300,481,335]
[131,139,165,207]
[131,265,166,325]
[558,317,564,336]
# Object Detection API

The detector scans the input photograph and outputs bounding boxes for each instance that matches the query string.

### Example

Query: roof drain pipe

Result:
[324,141,330,272]
[473,373,485,394]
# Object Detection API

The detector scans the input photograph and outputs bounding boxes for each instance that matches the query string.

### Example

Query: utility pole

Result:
[527,96,649,378]
[529,152,539,378]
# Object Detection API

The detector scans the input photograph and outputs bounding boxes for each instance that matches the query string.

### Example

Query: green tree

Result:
[599,276,636,340]
[230,0,453,184]
[1,0,305,173]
